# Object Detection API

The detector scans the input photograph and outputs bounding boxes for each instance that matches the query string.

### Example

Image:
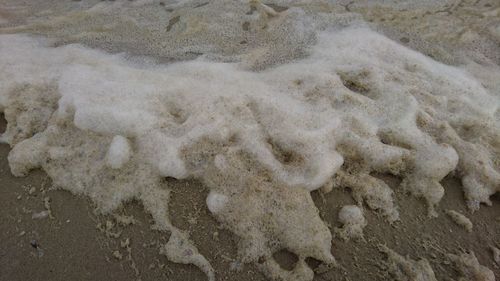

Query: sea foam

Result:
[0,24,498,280]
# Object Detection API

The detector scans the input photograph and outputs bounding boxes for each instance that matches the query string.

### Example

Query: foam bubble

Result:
[106,135,132,169]
[206,191,229,214]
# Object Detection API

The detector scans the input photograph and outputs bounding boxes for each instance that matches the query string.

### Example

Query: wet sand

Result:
[1,114,499,280]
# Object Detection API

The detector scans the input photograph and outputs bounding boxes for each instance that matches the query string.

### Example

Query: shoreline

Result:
[1,115,499,280]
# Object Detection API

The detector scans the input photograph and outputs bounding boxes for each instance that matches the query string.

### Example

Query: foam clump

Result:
[335,205,366,240]
[447,251,495,281]
[0,9,499,281]
[445,210,473,232]
[106,135,132,169]
[1,83,59,146]
[492,246,500,265]
[206,191,229,214]
[160,230,215,281]
[379,245,438,281]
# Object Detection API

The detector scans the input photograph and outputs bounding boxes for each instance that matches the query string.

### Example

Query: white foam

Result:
[379,245,438,281]
[335,205,366,240]
[1,25,499,281]
[206,191,229,214]
[106,135,132,169]
[447,251,495,281]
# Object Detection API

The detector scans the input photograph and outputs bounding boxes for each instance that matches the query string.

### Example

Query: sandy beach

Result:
[1,1,499,280]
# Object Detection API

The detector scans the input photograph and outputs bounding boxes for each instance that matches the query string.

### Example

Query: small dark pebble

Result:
[30,240,39,249]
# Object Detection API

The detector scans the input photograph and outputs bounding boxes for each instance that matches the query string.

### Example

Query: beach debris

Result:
[30,239,44,257]
[31,210,49,220]
[113,250,123,260]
